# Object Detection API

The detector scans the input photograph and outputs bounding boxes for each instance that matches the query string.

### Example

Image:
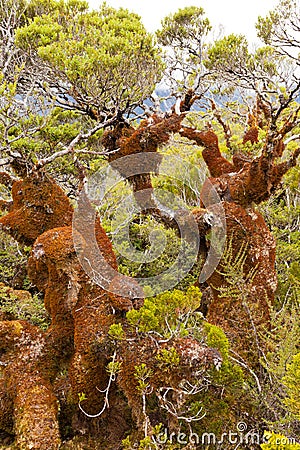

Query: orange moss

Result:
[0,320,61,448]
[102,94,198,218]
[25,186,143,425]
[256,96,272,127]
[116,334,222,430]
[109,274,144,310]
[177,110,300,366]
[179,128,235,177]
[232,152,252,171]
[27,223,115,416]
[180,122,297,363]
[68,228,143,417]
[0,172,73,245]
[197,143,300,209]
[0,170,142,443]
[69,294,116,415]
[74,190,118,273]
[0,171,14,188]
[270,147,300,186]
[102,108,194,211]
[14,380,60,450]
[0,282,33,315]
[243,126,259,145]
[193,201,276,363]
[0,379,13,433]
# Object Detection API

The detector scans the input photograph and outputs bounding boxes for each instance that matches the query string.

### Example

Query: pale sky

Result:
[88,0,279,43]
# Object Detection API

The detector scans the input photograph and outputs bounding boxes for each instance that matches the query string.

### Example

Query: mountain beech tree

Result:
[0,0,300,448]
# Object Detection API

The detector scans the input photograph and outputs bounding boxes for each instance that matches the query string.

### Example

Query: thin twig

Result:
[78,351,117,418]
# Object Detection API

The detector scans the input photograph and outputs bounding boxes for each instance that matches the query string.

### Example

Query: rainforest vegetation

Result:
[0,0,300,448]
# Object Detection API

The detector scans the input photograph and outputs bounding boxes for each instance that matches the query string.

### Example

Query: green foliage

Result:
[156,347,180,369]
[256,15,277,45]
[206,34,250,72]
[157,6,211,48]
[260,167,300,306]
[0,230,29,287]
[78,392,87,403]
[204,10,299,112]
[254,296,300,439]
[0,68,86,179]
[189,349,244,439]
[0,283,50,329]
[134,363,153,393]
[100,161,205,294]
[108,323,125,340]
[39,108,82,148]
[157,6,211,89]
[261,431,300,449]
[111,213,198,293]
[26,0,88,18]
[126,286,201,335]
[256,0,298,47]
[252,45,278,77]
[16,1,163,114]
[115,217,180,276]
[215,239,257,300]
[0,70,48,159]
[202,322,244,392]
[0,67,100,187]
[265,304,300,380]
[282,353,300,420]
[106,360,122,376]
[203,323,229,361]
[122,424,178,450]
